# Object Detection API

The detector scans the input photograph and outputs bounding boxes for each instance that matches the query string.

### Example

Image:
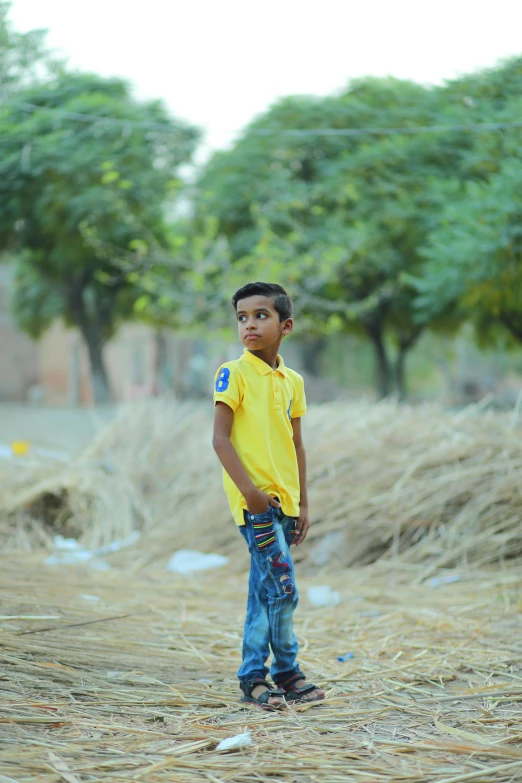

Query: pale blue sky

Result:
[9,0,522,154]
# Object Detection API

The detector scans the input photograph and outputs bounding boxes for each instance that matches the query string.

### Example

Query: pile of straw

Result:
[1,398,521,574]
[1,399,522,781]
[1,554,521,782]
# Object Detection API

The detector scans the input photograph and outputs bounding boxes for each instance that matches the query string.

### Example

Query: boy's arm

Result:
[291,416,309,546]
[213,401,281,516]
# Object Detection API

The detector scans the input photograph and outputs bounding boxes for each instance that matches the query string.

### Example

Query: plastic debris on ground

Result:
[166,549,229,575]
[45,538,95,566]
[337,652,354,662]
[307,585,341,607]
[216,732,252,751]
[427,574,461,588]
[93,531,141,555]
[45,532,140,568]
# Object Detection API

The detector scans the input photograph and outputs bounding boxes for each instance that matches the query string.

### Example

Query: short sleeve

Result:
[290,374,306,418]
[213,363,244,412]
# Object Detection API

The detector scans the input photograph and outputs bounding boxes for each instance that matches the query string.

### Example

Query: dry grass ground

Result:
[1,400,522,781]
[1,555,521,783]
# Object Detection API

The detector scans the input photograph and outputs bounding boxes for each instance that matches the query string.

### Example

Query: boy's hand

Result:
[293,506,310,546]
[245,489,281,516]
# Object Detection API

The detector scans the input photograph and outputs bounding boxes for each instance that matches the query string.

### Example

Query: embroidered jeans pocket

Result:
[248,508,276,551]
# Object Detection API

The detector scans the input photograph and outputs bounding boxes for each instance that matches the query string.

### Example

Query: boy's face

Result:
[236,295,293,351]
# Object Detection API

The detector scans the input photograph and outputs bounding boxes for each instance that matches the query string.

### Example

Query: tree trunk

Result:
[499,312,522,343]
[393,329,423,402]
[299,336,326,376]
[365,323,391,399]
[154,329,170,394]
[81,323,112,405]
[67,283,113,405]
[394,344,408,402]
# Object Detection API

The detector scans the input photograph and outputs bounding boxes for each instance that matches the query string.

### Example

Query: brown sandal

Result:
[239,677,288,711]
[275,672,324,704]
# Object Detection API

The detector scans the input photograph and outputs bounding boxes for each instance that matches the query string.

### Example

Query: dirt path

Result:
[0,405,115,454]
[1,555,521,782]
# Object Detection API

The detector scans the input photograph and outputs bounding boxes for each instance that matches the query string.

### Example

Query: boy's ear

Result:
[281,318,294,336]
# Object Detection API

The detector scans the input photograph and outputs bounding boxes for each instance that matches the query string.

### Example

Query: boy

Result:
[212,282,325,710]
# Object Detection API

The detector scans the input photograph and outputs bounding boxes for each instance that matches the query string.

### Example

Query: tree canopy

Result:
[416,59,522,353]
[0,70,200,401]
[2,0,522,403]
[0,0,62,99]
[193,77,477,397]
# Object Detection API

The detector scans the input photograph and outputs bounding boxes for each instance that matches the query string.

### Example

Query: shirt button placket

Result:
[273,372,281,409]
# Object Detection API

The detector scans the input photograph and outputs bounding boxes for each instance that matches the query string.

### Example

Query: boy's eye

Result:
[238,315,246,322]
[257,313,267,319]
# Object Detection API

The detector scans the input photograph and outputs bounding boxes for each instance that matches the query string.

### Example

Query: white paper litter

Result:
[307,585,341,607]
[216,732,252,751]
[78,594,102,602]
[94,531,141,555]
[166,550,229,575]
[54,536,82,551]
[427,574,461,588]
[45,532,140,567]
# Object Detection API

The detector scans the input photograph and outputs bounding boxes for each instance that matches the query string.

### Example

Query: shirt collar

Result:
[242,349,286,377]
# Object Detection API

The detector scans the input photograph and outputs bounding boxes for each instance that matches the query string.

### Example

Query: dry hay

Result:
[1,400,522,781]
[0,554,521,783]
[0,399,521,576]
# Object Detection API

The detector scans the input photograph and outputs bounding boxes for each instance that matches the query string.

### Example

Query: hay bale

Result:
[1,399,521,571]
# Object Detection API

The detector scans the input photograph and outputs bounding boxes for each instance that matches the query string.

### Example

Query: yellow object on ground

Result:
[11,440,30,456]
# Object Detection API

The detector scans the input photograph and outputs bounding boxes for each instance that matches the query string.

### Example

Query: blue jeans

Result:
[238,506,301,684]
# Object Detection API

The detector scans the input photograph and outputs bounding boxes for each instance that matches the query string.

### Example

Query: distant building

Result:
[0,264,231,406]
[0,266,39,402]
[1,263,339,405]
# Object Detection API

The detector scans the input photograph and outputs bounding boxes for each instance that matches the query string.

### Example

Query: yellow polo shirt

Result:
[214,349,306,526]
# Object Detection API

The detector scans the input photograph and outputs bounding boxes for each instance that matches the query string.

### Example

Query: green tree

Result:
[416,58,522,354]
[0,72,199,402]
[0,1,61,99]
[195,78,469,398]
[417,159,522,347]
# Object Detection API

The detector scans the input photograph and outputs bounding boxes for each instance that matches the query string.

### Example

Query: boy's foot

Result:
[275,673,325,704]
[239,678,287,710]
[290,678,325,702]
[251,684,286,708]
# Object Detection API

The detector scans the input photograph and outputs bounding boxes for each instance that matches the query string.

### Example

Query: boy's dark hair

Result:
[232,282,293,321]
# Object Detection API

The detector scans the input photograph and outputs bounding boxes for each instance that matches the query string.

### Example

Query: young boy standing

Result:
[212,282,325,710]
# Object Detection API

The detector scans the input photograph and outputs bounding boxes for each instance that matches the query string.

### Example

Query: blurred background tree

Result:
[416,59,522,358]
[0,71,200,402]
[193,78,475,397]
[0,0,62,99]
[1,0,522,404]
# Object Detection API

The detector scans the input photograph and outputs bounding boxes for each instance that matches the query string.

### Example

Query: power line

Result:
[11,101,522,138]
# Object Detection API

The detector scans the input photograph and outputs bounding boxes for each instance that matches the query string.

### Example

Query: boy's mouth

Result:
[246,334,261,340]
